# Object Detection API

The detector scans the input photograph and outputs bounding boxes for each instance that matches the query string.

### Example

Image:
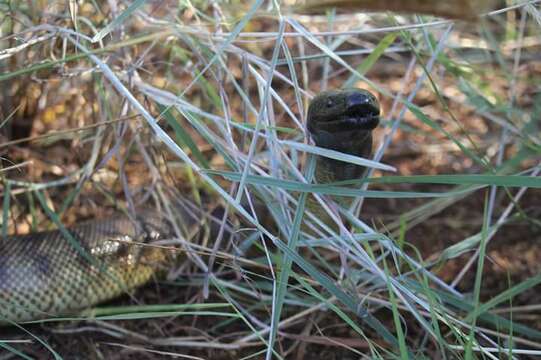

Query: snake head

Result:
[307,88,380,156]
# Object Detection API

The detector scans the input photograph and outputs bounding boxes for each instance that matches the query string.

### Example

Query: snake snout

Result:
[345,92,380,130]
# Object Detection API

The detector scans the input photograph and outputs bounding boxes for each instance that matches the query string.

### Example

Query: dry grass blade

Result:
[293,0,497,20]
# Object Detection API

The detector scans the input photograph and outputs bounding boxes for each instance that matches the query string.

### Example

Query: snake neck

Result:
[314,131,373,186]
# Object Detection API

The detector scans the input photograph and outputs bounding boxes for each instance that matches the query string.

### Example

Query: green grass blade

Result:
[344,32,398,88]
[208,169,481,199]
[465,273,541,323]
[368,174,541,188]
[268,154,315,357]
[465,192,490,358]
[272,227,401,348]
[157,103,209,168]
[281,140,396,172]
[92,0,147,43]
[2,181,10,239]
[406,103,489,169]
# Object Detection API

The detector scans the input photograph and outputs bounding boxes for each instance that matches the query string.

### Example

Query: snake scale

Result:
[0,88,380,324]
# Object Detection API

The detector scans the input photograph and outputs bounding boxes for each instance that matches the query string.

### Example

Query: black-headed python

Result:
[0,88,380,324]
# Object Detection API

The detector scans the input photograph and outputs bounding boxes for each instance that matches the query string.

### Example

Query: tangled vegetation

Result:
[1,0,540,358]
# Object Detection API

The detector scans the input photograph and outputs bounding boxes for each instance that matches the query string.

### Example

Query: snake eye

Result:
[326,99,334,108]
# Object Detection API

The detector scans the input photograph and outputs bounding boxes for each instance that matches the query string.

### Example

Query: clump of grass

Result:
[1,1,540,358]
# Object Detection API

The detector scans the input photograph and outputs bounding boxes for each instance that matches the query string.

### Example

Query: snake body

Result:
[0,88,380,324]
[0,213,174,323]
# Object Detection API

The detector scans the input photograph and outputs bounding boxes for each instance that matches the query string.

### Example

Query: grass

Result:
[1,0,540,358]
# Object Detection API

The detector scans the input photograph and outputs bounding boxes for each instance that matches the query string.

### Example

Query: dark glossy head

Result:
[307,88,380,154]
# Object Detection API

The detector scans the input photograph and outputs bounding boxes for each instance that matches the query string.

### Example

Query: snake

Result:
[0,88,380,324]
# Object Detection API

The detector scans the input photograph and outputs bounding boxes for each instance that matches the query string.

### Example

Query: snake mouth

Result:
[316,103,380,133]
